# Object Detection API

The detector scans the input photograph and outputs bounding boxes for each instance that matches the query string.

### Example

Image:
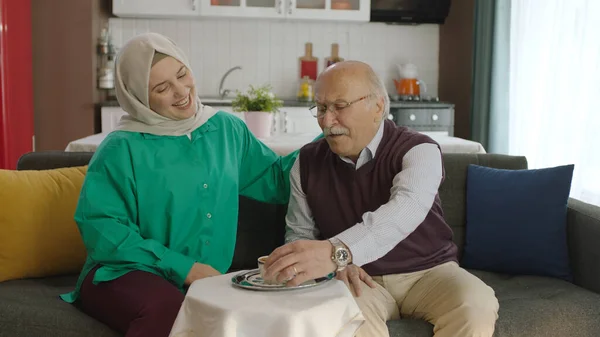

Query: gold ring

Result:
[292,266,298,276]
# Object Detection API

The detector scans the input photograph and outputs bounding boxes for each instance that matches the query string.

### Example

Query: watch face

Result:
[336,249,349,263]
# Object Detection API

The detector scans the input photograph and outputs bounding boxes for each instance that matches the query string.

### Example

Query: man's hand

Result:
[264,240,337,287]
[184,263,221,286]
[336,264,376,297]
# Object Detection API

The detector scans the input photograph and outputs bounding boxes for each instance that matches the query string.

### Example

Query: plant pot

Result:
[243,111,273,138]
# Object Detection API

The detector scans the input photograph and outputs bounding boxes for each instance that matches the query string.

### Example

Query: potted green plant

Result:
[231,84,283,138]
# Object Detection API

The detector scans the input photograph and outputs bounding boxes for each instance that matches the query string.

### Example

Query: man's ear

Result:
[375,95,384,118]
[372,96,385,123]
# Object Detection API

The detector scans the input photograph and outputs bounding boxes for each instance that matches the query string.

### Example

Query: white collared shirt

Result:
[338,119,385,169]
[284,123,443,267]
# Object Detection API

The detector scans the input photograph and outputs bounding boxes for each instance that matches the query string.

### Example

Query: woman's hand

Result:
[184,263,221,286]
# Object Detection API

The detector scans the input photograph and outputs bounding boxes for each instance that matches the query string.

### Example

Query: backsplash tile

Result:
[109,17,439,99]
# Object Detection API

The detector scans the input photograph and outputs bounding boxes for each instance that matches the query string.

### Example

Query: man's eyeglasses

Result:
[309,95,372,119]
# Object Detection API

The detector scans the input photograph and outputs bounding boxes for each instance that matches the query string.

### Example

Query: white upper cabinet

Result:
[200,0,285,19]
[287,0,370,21]
[113,0,200,18]
[113,0,370,22]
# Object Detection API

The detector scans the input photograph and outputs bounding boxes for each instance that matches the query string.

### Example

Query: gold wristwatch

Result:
[329,237,351,272]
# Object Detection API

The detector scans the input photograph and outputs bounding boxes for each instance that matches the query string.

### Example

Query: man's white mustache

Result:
[324,127,349,137]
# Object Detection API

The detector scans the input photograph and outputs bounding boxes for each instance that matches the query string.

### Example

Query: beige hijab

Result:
[114,32,217,136]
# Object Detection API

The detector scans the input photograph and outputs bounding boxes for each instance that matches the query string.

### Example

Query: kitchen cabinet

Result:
[210,105,246,122]
[113,0,200,18]
[200,0,284,19]
[100,106,127,133]
[277,106,321,134]
[288,0,370,22]
[99,104,313,135]
[278,104,456,136]
[387,102,455,136]
[212,105,319,135]
[101,101,454,137]
[113,0,370,22]
[202,0,369,21]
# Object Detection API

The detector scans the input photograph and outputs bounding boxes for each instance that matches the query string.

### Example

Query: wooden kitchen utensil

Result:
[325,43,344,68]
[299,42,318,81]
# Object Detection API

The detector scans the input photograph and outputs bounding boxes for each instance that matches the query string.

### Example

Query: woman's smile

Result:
[173,93,191,110]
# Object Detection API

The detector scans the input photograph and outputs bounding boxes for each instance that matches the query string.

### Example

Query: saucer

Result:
[231,269,335,291]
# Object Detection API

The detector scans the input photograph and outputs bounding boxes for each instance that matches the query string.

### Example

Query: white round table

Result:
[168,271,364,337]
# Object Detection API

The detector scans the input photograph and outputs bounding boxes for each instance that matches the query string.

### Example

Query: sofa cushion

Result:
[0,275,118,337]
[438,154,528,257]
[17,151,94,171]
[385,269,600,337]
[229,196,287,272]
[0,166,88,282]
[473,269,600,337]
[462,164,574,281]
[387,319,433,337]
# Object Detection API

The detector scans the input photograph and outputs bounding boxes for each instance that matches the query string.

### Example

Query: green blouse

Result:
[61,111,301,303]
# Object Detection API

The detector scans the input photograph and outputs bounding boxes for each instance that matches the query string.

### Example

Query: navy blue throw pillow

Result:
[461,164,574,281]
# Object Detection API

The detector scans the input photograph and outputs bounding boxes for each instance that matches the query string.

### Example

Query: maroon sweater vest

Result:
[299,121,458,276]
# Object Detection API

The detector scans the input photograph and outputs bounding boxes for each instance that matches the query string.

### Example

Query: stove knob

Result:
[433,97,440,102]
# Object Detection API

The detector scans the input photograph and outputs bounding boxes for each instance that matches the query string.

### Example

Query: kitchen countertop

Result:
[99,98,315,108]
[99,97,454,109]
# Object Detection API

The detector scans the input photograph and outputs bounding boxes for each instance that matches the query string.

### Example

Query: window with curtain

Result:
[508,0,600,206]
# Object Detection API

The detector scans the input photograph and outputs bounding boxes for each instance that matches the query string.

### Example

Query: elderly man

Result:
[263,61,499,337]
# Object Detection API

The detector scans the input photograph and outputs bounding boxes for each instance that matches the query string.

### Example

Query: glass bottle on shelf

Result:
[297,76,315,102]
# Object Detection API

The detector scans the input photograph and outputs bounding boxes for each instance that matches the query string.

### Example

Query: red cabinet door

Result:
[0,0,34,170]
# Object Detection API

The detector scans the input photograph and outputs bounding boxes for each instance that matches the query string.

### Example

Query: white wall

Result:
[108,17,439,99]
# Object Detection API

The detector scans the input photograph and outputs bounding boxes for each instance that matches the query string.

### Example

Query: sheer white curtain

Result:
[509,0,600,206]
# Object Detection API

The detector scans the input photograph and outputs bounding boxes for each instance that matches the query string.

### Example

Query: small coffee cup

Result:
[257,255,278,284]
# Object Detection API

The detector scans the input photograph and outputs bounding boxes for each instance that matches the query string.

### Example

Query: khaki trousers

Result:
[352,262,499,337]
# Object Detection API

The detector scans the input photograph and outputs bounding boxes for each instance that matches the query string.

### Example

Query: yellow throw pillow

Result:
[0,166,88,282]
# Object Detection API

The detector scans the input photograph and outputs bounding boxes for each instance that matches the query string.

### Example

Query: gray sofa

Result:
[1,151,600,337]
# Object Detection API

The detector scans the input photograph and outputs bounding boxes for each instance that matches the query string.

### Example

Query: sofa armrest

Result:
[567,198,600,294]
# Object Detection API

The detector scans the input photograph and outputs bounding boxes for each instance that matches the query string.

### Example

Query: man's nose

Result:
[321,108,337,126]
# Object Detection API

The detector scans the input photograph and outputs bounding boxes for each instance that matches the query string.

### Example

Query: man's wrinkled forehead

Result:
[315,73,365,102]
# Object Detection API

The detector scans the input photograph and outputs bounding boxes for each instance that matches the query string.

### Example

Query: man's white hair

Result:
[365,69,390,120]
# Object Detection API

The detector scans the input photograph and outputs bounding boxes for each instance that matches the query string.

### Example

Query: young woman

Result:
[61,32,298,336]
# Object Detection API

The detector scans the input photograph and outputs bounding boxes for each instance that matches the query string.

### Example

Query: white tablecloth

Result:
[65,132,486,155]
[168,272,364,337]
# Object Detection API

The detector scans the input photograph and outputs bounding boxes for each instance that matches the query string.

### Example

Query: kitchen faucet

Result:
[218,66,242,99]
